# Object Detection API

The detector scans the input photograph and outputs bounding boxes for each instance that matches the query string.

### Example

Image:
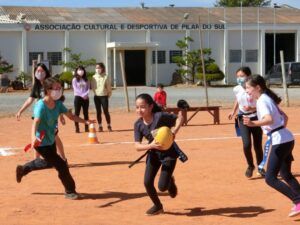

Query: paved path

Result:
[1,86,300,116]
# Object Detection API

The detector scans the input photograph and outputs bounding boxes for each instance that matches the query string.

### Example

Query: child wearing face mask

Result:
[15,63,68,184]
[72,66,90,133]
[91,62,112,132]
[228,67,264,178]
[29,77,95,199]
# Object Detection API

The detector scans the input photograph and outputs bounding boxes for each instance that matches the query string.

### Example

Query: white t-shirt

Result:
[257,93,294,145]
[233,85,256,115]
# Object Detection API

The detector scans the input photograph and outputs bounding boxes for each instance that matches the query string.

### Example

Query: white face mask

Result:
[50,89,62,101]
[35,71,46,81]
[237,77,246,86]
[95,69,101,74]
[77,70,84,76]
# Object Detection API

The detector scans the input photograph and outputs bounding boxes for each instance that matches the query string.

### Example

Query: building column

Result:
[113,47,117,88]
[106,31,111,78]
[64,31,69,72]
[260,29,265,75]
[155,47,158,87]
[296,30,300,62]
[223,28,228,84]
[21,30,27,73]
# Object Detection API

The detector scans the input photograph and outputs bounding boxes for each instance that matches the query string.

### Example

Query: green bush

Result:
[59,71,73,84]
[16,71,32,88]
[196,72,224,83]
[206,63,220,74]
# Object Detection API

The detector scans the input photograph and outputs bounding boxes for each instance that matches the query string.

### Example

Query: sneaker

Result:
[146,204,164,216]
[257,168,266,177]
[65,192,79,200]
[16,165,24,183]
[98,126,103,132]
[288,203,300,217]
[168,176,178,198]
[107,126,112,132]
[245,166,255,178]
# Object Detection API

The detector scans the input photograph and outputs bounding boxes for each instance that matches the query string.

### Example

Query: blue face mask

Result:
[237,77,246,86]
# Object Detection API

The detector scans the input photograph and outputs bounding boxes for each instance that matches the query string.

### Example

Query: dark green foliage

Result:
[214,0,271,7]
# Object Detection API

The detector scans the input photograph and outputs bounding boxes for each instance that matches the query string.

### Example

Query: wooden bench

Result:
[164,106,221,125]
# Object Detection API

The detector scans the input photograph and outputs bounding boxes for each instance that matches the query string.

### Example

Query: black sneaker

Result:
[99,126,103,132]
[168,176,178,198]
[16,165,24,183]
[257,168,266,177]
[245,166,255,178]
[146,204,164,216]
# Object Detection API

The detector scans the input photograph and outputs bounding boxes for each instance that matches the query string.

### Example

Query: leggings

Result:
[144,152,177,206]
[36,143,76,194]
[239,116,263,167]
[74,96,89,130]
[265,140,300,204]
[94,95,111,125]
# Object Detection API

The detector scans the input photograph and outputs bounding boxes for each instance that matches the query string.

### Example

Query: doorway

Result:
[265,33,295,73]
[124,50,146,86]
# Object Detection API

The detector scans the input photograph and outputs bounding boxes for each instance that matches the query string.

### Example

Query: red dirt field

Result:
[0,107,300,225]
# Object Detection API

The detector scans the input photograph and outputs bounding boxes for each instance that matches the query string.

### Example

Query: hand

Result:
[31,137,38,151]
[149,140,163,151]
[16,111,21,121]
[60,115,66,125]
[243,116,253,127]
[85,119,96,125]
[228,111,234,120]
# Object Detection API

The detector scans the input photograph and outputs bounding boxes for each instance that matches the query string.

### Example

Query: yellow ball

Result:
[154,126,173,150]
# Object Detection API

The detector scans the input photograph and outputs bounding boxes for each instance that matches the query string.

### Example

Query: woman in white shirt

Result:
[244,74,300,217]
[228,67,264,178]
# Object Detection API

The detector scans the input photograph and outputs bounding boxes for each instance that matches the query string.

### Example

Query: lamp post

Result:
[240,0,243,67]
[273,3,281,66]
[181,13,189,83]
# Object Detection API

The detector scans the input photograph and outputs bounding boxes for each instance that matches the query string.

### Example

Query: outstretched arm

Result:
[16,97,35,120]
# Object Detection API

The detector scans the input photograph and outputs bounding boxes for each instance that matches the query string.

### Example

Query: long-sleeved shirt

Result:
[91,73,112,97]
[72,77,90,99]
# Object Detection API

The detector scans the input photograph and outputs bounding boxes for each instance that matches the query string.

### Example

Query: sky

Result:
[0,0,299,8]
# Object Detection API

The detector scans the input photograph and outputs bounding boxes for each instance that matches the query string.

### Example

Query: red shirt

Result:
[154,90,167,107]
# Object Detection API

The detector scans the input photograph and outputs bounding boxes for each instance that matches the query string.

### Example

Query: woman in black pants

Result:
[228,67,264,178]
[134,93,184,215]
[244,74,300,217]
[72,66,90,133]
[91,62,112,132]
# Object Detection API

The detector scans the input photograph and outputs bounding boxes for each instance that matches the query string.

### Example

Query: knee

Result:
[265,173,277,187]
[158,181,169,192]
[280,171,293,182]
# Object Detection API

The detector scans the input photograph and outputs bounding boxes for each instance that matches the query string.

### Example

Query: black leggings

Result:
[74,96,89,130]
[239,117,263,167]
[265,140,300,204]
[94,95,111,125]
[144,152,177,206]
[36,143,76,194]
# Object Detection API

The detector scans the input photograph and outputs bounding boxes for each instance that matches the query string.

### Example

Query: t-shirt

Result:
[257,93,294,145]
[30,81,45,99]
[33,99,68,146]
[134,112,178,159]
[233,85,256,115]
[154,91,167,107]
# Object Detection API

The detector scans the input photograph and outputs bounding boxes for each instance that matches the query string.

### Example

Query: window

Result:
[152,51,166,64]
[245,50,258,63]
[169,50,183,63]
[47,52,62,66]
[29,52,43,65]
[229,50,241,63]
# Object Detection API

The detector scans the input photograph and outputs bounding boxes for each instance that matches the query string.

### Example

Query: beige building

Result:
[0,5,300,85]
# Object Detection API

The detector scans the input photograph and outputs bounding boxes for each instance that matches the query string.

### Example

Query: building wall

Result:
[0,31,22,78]
[27,31,64,75]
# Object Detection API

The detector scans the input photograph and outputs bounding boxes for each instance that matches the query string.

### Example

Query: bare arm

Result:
[64,110,95,124]
[172,111,184,136]
[16,97,35,120]
[228,100,238,120]
[134,140,162,152]
[243,114,273,127]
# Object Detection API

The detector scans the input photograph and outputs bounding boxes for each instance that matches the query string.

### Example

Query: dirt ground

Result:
[1,107,300,225]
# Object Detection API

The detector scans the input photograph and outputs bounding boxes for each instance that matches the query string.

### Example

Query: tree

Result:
[0,54,13,74]
[214,0,271,7]
[59,48,97,84]
[172,37,202,83]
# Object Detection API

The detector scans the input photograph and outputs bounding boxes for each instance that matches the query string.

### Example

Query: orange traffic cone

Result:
[88,123,99,144]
